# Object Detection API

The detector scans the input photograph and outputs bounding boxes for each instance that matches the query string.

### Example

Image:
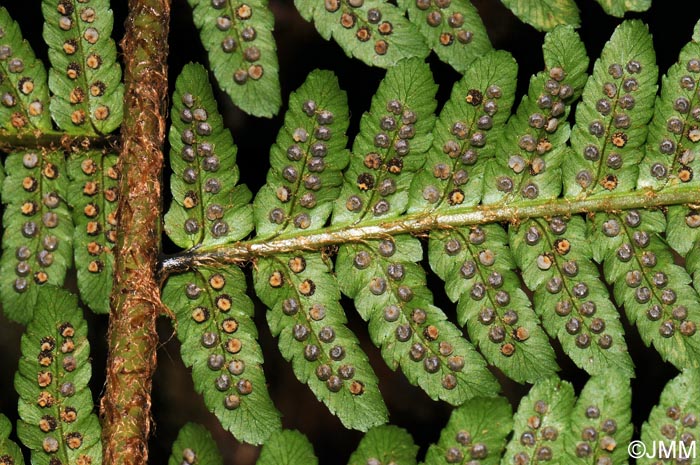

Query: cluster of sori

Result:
[13,292,102,465]
[46,0,123,134]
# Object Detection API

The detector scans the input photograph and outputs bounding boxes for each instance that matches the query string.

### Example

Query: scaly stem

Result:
[160,185,700,273]
[100,1,169,465]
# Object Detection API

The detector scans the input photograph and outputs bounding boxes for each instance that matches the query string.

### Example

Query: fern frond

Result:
[510,216,634,377]
[168,423,222,465]
[1,151,73,324]
[253,252,388,431]
[502,377,574,465]
[162,267,282,445]
[0,7,53,134]
[42,0,124,134]
[348,425,418,465]
[0,414,25,465]
[407,50,517,214]
[424,396,512,465]
[483,25,588,204]
[254,70,349,238]
[336,235,499,404]
[498,0,580,32]
[565,20,658,196]
[398,0,491,73]
[333,58,437,225]
[256,430,318,465]
[589,209,700,369]
[638,21,700,190]
[638,369,700,465]
[564,373,632,465]
[187,0,281,117]
[66,151,118,314]
[429,225,559,383]
[14,288,102,465]
[294,0,429,68]
[165,63,253,250]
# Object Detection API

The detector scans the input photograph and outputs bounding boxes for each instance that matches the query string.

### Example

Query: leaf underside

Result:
[162,266,282,445]
[14,288,102,465]
[42,0,124,134]
[187,0,282,117]
[499,0,580,32]
[168,423,223,465]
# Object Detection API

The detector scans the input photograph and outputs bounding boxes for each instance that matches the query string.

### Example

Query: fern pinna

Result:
[1,1,700,464]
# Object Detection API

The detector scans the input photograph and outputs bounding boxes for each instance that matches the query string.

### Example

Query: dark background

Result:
[1,0,700,463]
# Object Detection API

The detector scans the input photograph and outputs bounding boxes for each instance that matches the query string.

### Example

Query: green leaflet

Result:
[347,425,418,465]
[429,224,558,383]
[42,0,124,135]
[66,151,118,314]
[499,0,580,32]
[565,20,658,197]
[501,377,574,465]
[672,206,700,292]
[638,21,700,190]
[332,58,437,226]
[165,63,253,250]
[256,430,318,465]
[398,0,491,73]
[294,0,429,68]
[187,0,281,117]
[638,369,700,465]
[564,373,632,465]
[168,423,223,465]
[429,225,558,384]
[594,0,651,17]
[588,210,700,370]
[253,253,387,431]
[254,70,349,238]
[162,267,281,445]
[14,288,102,465]
[0,7,53,134]
[336,235,499,405]
[406,50,517,214]
[424,397,512,465]
[483,26,588,205]
[0,414,26,465]
[1,151,73,324]
[509,216,634,377]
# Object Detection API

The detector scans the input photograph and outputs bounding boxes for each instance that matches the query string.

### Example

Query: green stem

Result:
[100,1,169,465]
[0,130,118,152]
[161,186,700,273]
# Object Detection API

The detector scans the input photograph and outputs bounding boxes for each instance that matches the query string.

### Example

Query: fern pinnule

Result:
[565,20,658,196]
[66,151,118,314]
[165,63,253,250]
[1,151,73,324]
[589,209,700,370]
[565,373,633,465]
[483,25,588,205]
[333,58,437,225]
[294,0,429,68]
[429,224,559,384]
[510,216,634,377]
[187,0,281,118]
[254,70,350,238]
[14,288,102,465]
[162,266,282,445]
[407,50,517,214]
[253,252,388,431]
[398,0,492,73]
[0,7,52,135]
[42,0,123,135]
[336,235,499,404]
